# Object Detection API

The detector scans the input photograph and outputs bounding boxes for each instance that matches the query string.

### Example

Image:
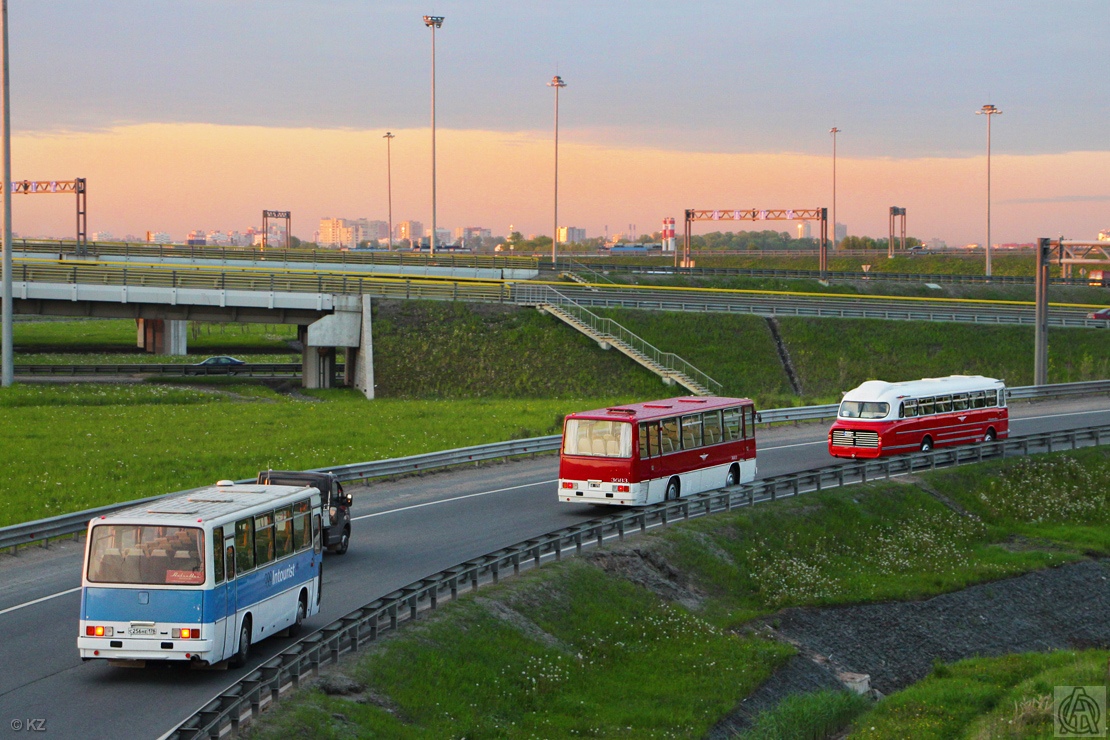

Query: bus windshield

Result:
[87,524,205,585]
[838,401,890,420]
[562,419,632,458]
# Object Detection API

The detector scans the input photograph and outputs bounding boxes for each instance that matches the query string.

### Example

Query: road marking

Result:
[0,586,80,617]
[1016,408,1110,422]
[353,480,558,520]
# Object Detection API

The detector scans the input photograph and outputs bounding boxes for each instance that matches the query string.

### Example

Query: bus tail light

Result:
[86,625,114,637]
[172,628,200,639]
[561,482,574,489]
[616,485,630,493]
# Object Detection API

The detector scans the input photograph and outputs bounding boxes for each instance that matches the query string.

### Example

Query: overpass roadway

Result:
[5,258,1108,328]
[2,397,1109,739]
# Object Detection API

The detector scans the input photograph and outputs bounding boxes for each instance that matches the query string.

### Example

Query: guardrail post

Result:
[574,532,582,555]
[554,539,562,562]
[512,553,520,575]
[661,507,669,525]
[639,514,647,534]
[470,568,479,591]
[1070,431,1077,449]
[491,560,500,584]
[747,490,754,507]
[533,546,541,568]
[617,520,625,541]
[409,596,418,621]
[388,604,398,630]
[596,527,604,548]
[449,577,458,600]
[1047,436,1054,453]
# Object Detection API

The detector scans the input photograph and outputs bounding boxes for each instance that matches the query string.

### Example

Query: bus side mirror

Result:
[345,493,353,507]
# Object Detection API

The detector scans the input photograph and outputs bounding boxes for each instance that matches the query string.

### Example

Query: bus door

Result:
[312,512,323,609]
[221,536,238,659]
[207,526,229,655]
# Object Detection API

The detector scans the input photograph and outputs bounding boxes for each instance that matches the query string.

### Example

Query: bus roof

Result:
[92,483,319,527]
[842,375,1004,404]
[566,396,753,423]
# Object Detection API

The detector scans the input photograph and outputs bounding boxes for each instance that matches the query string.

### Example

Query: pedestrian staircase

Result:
[517,284,721,396]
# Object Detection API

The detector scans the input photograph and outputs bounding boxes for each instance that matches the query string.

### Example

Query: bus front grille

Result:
[832,429,880,448]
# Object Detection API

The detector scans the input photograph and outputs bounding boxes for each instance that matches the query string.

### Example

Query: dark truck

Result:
[255,470,352,554]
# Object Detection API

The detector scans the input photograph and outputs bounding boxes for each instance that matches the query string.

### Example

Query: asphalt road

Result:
[1,397,1109,740]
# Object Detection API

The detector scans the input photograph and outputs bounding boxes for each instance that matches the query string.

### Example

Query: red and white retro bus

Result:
[828,375,1008,459]
[559,396,757,506]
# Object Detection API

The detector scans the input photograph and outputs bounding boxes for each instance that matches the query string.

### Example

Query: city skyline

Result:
[6,2,1109,246]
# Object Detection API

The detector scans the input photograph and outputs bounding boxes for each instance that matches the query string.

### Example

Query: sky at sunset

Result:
[7,1,1109,246]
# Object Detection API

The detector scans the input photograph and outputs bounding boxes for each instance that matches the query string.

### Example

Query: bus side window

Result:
[936,395,952,413]
[212,526,224,585]
[235,518,255,573]
[660,418,679,454]
[986,389,999,406]
[312,514,322,554]
[702,411,722,445]
[646,422,660,457]
[971,391,985,409]
[225,545,236,580]
[953,394,969,411]
[293,501,311,552]
[903,399,918,418]
[722,408,741,442]
[254,512,275,567]
[638,423,651,459]
[919,397,935,415]
[274,506,294,559]
[745,407,755,438]
[681,414,703,449]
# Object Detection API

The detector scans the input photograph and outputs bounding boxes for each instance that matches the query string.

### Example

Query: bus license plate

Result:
[128,627,156,636]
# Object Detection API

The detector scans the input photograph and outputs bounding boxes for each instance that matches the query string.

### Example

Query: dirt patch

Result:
[587,546,706,611]
[756,558,1110,696]
[475,597,575,653]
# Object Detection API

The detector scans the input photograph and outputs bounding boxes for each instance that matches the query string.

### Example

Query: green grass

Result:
[0,387,617,526]
[14,318,298,352]
[777,318,1110,398]
[245,563,794,739]
[739,689,871,740]
[849,650,1109,739]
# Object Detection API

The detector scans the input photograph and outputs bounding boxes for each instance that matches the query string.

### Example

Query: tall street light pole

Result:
[423,15,443,256]
[548,75,566,268]
[829,127,841,251]
[1,0,12,388]
[383,132,395,250]
[977,104,1001,278]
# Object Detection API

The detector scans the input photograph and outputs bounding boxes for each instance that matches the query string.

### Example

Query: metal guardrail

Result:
[4,379,1110,553]
[167,421,1110,739]
[13,363,306,377]
[14,238,540,271]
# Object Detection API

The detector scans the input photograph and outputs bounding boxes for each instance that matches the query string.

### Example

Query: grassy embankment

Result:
[244,447,1110,739]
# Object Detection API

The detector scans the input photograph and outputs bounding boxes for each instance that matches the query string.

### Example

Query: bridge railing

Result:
[514,283,723,394]
[166,420,1110,739]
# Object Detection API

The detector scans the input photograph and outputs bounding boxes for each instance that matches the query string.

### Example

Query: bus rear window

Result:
[563,419,632,458]
[838,401,890,420]
[87,525,205,585]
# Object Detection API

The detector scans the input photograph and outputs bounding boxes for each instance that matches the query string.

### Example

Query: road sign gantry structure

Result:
[683,208,830,275]
[12,178,87,255]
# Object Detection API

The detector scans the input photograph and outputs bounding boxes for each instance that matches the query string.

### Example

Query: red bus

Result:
[559,396,757,506]
[828,375,1008,459]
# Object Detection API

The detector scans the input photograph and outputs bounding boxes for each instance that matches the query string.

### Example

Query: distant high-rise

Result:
[556,226,586,244]
[318,217,357,249]
[834,222,847,245]
[397,220,423,243]
[796,221,812,240]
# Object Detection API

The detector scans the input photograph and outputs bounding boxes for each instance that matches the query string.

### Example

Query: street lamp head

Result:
[977,104,1002,115]
[829,126,841,135]
[423,15,444,28]
[383,131,394,139]
[548,75,567,89]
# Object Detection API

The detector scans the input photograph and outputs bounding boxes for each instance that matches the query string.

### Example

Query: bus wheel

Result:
[666,478,680,501]
[920,437,933,453]
[333,526,350,555]
[725,465,740,487]
[229,618,251,668]
[288,594,306,637]
[984,428,996,443]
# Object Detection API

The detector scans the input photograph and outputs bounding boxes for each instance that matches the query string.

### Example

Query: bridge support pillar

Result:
[136,319,188,356]
[348,296,375,399]
[303,296,365,392]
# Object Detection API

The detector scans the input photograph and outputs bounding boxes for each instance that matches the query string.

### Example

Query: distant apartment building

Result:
[557,226,586,244]
[396,220,423,243]
[90,231,114,242]
[796,221,812,240]
[318,217,357,249]
[351,219,390,243]
[454,226,491,242]
[834,223,847,244]
[146,231,172,244]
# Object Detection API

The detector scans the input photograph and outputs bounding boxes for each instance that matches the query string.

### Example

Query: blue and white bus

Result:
[78,480,324,667]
